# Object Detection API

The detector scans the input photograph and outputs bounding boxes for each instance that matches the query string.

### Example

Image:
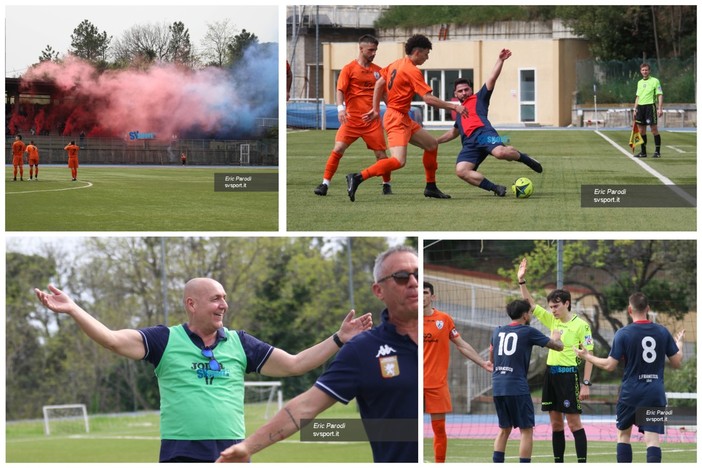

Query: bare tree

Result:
[112,22,172,66]
[201,19,237,67]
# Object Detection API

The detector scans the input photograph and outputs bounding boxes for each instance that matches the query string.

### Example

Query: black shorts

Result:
[541,367,582,414]
[635,104,658,126]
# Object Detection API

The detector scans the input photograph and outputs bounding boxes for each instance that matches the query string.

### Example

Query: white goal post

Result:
[244,381,283,419]
[42,404,89,436]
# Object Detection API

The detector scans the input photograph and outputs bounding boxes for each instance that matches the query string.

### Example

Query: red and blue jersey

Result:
[490,323,550,396]
[609,321,679,406]
[315,309,418,463]
[456,84,495,141]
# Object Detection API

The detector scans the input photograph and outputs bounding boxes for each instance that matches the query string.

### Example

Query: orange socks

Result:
[423,149,438,183]
[431,418,447,463]
[323,151,343,181]
[361,157,402,180]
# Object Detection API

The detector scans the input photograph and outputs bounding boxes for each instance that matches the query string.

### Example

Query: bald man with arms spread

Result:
[35,278,372,462]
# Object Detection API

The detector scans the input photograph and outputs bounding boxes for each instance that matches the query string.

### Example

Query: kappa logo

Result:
[436,320,444,330]
[375,344,397,358]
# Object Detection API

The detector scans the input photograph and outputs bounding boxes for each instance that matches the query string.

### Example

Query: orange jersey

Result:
[12,140,26,157]
[382,56,432,113]
[26,144,39,161]
[337,59,382,122]
[64,144,80,158]
[424,309,460,389]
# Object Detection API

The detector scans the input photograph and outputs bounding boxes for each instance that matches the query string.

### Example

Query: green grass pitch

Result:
[5,166,278,231]
[6,402,373,463]
[287,129,696,231]
[423,438,697,463]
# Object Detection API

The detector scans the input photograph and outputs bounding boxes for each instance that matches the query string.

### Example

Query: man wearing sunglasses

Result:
[217,245,419,463]
[35,278,372,462]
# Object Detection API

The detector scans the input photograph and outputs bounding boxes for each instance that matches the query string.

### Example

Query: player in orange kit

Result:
[26,140,40,180]
[64,140,80,181]
[346,34,468,202]
[313,35,391,197]
[12,134,26,181]
[424,282,493,462]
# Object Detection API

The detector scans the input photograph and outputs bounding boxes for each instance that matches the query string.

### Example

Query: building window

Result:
[519,69,535,123]
[423,69,473,123]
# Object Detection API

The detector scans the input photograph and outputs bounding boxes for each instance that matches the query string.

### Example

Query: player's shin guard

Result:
[552,430,566,462]
[479,178,497,192]
[361,157,402,180]
[646,446,662,463]
[422,148,438,183]
[323,151,343,181]
[616,443,633,462]
[573,428,587,462]
[431,419,447,463]
[654,134,661,152]
[641,134,648,154]
[492,451,505,463]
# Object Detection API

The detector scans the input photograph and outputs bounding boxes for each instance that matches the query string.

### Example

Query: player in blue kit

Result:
[490,299,564,463]
[575,292,685,463]
[217,245,419,463]
[437,49,543,197]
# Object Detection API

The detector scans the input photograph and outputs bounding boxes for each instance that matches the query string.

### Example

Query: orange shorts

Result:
[12,155,24,166]
[383,107,422,148]
[28,157,39,165]
[335,117,386,151]
[424,385,452,414]
[68,157,79,168]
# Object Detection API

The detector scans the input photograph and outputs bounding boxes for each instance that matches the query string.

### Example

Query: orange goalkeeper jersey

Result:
[424,309,460,389]
[382,56,432,114]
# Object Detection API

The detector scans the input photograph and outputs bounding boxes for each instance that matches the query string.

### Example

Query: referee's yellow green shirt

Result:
[533,304,594,366]
[636,76,663,105]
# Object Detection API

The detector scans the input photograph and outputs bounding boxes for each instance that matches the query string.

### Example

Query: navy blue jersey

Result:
[609,321,679,406]
[315,309,418,463]
[455,84,495,141]
[138,324,274,462]
[491,323,551,396]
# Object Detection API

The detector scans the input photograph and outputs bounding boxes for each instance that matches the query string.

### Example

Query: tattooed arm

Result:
[216,387,337,462]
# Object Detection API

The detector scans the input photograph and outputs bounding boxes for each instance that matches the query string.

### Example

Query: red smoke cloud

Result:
[12,50,276,139]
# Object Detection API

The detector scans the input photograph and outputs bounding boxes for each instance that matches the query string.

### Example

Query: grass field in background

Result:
[5,166,278,231]
[287,129,696,231]
[6,402,373,463]
[423,438,697,463]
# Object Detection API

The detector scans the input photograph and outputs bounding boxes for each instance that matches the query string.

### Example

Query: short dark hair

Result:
[629,292,648,313]
[640,63,651,70]
[405,34,432,55]
[70,140,75,145]
[16,134,22,140]
[424,282,434,295]
[359,34,379,46]
[506,299,531,320]
[454,77,474,90]
[546,289,572,311]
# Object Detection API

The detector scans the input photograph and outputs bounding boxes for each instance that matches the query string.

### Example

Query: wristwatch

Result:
[582,379,592,386]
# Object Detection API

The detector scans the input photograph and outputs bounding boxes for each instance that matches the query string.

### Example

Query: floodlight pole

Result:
[593,84,598,131]
[556,240,564,289]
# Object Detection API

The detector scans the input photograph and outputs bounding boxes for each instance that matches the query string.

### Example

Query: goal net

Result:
[42,404,89,436]
[244,381,283,420]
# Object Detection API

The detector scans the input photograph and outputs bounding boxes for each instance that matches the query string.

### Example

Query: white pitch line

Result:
[6,180,93,195]
[666,145,686,154]
[595,131,696,207]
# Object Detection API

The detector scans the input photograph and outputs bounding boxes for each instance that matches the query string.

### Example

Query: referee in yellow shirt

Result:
[633,63,664,158]
[518,258,594,463]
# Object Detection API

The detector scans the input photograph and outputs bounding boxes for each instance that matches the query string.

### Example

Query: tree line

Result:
[6,237,411,420]
[37,18,261,72]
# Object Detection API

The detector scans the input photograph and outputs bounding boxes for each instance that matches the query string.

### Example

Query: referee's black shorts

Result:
[541,366,582,414]
[635,104,658,126]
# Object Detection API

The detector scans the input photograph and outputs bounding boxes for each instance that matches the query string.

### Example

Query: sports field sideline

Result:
[287,128,696,232]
